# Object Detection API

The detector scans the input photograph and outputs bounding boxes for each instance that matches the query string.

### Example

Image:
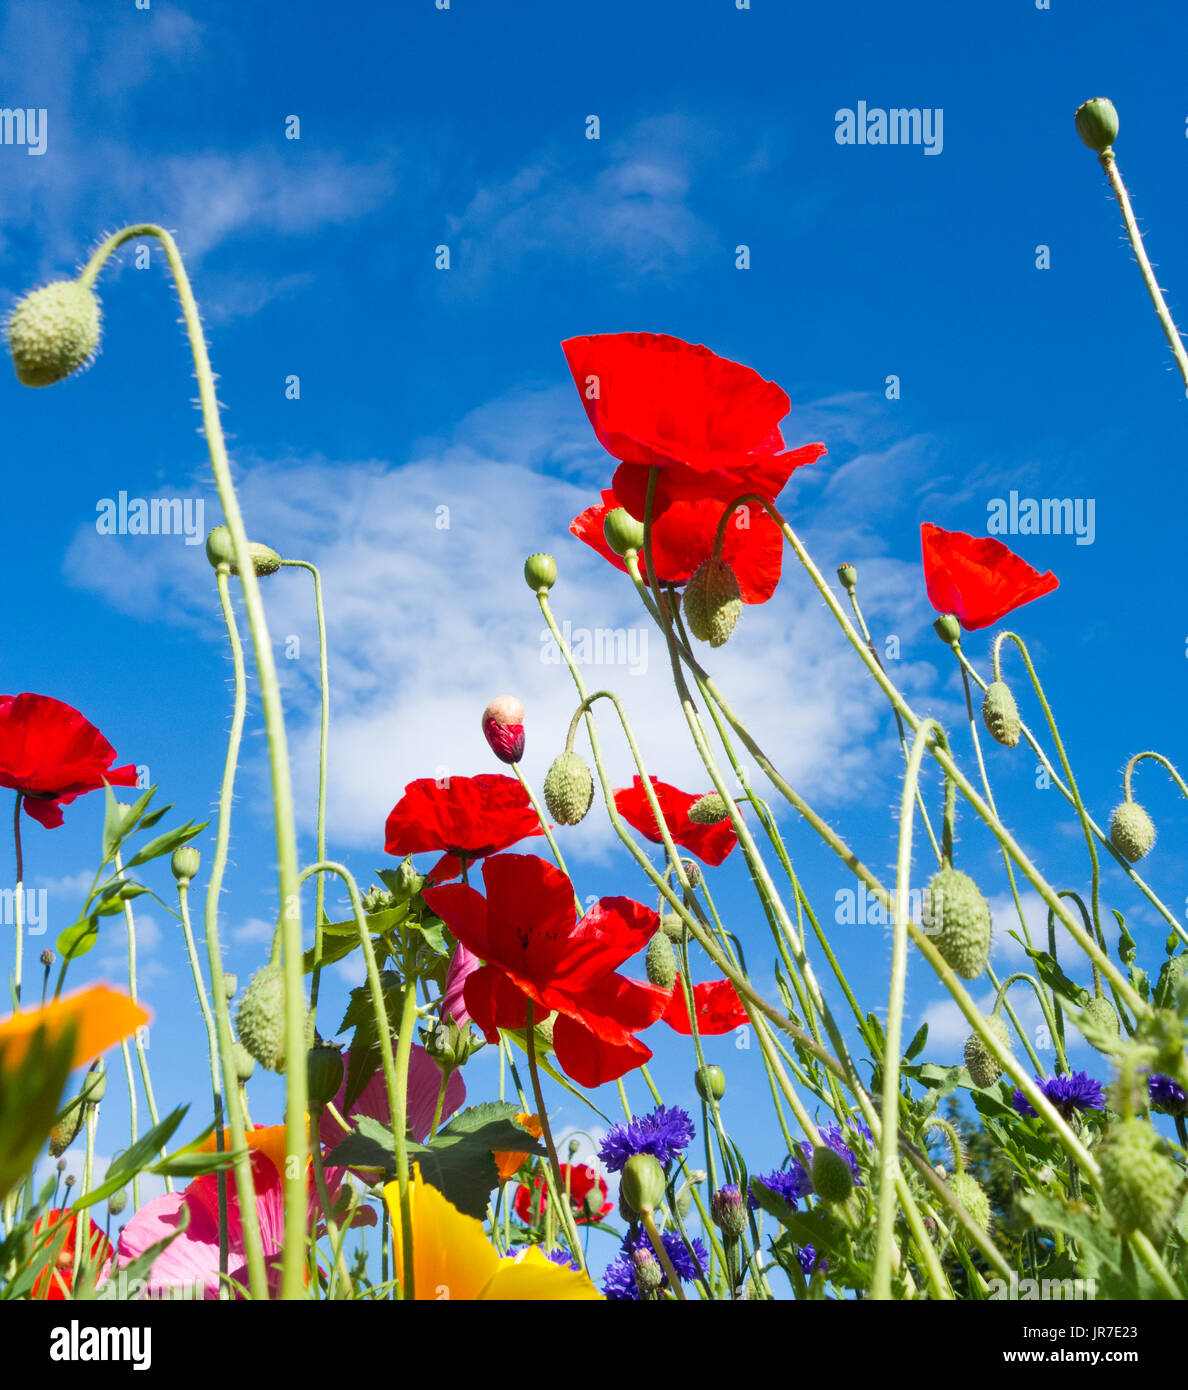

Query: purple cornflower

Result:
[797,1119,872,1187]
[1148,1073,1188,1117]
[749,1162,812,1211]
[601,1229,709,1300]
[598,1105,695,1173]
[1011,1071,1104,1119]
[798,1245,824,1276]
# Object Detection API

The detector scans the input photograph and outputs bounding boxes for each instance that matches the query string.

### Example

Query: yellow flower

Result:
[383,1167,603,1300]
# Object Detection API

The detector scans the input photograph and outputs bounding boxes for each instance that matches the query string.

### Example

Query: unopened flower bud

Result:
[1097,1119,1183,1244]
[40,949,54,968]
[837,563,857,592]
[81,1060,106,1106]
[645,932,677,990]
[523,553,557,593]
[481,696,525,765]
[684,556,742,647]
[810,1146,854,1205]
[687,792,729,824]
[620,1153,666,1214]
[8,279,101,387]
[49,1096,86,1157]
[681,860,702,889]
[64,1174,76,1189]
[1075,97,1119,152]
[710,1184,747,1238]
[981,681,1021,749]
[964,1015,1011,1089]
[222,973,238,1000]
[582,1186,606,1223]
[926,866,992,979]
[231,1040,256,1083]
[603,507,646,557]
[933,613,961,647]
[695,1064,726,1102]
[949,1171,993,1235]
[204,526,282,577]
[567,1138,581,1160]
[1110,800,1156,863]
[107,1189,128,1217]
[56,1158,67,1173]
[632,1246,664,1293]
[307,1041,345,1108]
[660,913,684,943]
[1081,995,1121,1053]
[170,845,201,883]
[236,964,288,1074]
[543,751,594,825]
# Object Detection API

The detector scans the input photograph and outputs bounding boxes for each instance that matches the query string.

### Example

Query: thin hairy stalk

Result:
[11,795,23,1005]
[525,1002,587,1270]
[1123,750,1188,803]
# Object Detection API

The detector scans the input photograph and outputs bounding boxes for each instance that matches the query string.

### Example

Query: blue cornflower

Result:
[598,1105,695,1173]
[1012,1070,1104,1119]
[600,1229,709,1300]
[798,1244,825,1276]
[1148,1073,1188,1116]
[749,1161,812,1211]
[797,1119,872,1187]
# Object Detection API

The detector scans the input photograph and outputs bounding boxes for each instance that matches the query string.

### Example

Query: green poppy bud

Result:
[964,1015,1011,1089]
[107,1189,128,1217]
[222,972,238,1000]
[523,552,557,593]
[687,792,729,824]
[620,1153,667,1214]
[603,507,646,557]
[981,681,1021,749]
[933,614,961,647]
[1110,800,1156,863]
[1075,97,1119,153]
[170,845,201,883]
[231,1039,256,1082]
[837,562,857,593]
[204,526,282,577]
[543,751,594,826]
[645,931,677,990]
[81,1060,106,1106]
[949,1171,993,1235]
[306,1041,345,1108]
[8,279,101,387]
[926,866,993,980]
[236,964,288,1074]
[48,1095,86,1157]
[1098,1118,1185,1244]
[684,556,742,647]
[1080,994,1120,1053]
[660,913,684,943]
[695,1064,726,1102]
[682,860,702,889]
[810,1146,854,1205]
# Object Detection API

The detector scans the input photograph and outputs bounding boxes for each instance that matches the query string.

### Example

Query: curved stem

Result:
[11,795,23,1006]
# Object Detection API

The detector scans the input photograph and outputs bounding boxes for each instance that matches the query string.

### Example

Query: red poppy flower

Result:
[562,332,825,518]
[31,1209,112,1299]
[384,774,545,883]
[921,524,1059,632]
[422,854,670,1088]
[613,776,738,867]
[664,977,750,1035]
[0,693,138,829]
[571,488,783,605]
[514,1163,613,1225]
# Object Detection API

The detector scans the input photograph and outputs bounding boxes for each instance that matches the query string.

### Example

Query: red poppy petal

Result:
[664,977,750,1035]
[421,881,492,961]
[554,897,661,990]
[551,1012,653,1087]
[480,854,577,979]
[571,973,673,1038]
[461,966,529,1043]
[921,524,1059,631]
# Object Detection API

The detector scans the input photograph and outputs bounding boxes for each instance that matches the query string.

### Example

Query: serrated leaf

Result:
[408,1103,547,1219]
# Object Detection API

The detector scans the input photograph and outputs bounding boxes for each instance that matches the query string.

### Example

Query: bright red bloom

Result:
[31,1209,112,1299]
[514,1163,613,1225]
[0,693,137,829]
[422,854,670,1088]
[571,488,783,605]
[613,776,738,867]
[562,332,825,518]
[664,977,750,1035]
[384,774,545,883]
[921,524,1059,632]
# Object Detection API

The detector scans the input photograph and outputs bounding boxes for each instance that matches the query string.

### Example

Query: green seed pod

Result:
[926,866,993,980]
[107,1189,128,1217]
[837,563,857,593]
[810,1146,854,1205]
[660,913,685,943]
[231,1039,256,1082]
[1098,1118,1185,1244]
[523,552,557,593]
[1110,800,1156,863]
[620,1153,667,1214]
[949,1171,993,1235]
[1075,97,1119,152]
[603,507,646,557]
[170,845,201,883]
[48,1095,86,1157]
[8,279,101,387]
[687,792,729,824]
[933,614,961,646]
[235,964,288,1074]
[695,1064,726,1102]
[964,1015,1011,1089]
[543,751,595,826]
[683,556,742,647]
[981,681,1021,749]
[306,1042,345,1108]
[645,931,677,990]
[1081,995,1121,1053]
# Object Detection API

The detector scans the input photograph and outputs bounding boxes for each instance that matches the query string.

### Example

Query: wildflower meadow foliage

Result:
[4,98,1188,1311]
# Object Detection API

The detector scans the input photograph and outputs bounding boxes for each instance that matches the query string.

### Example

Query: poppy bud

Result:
[926,867,993,980]
[81,1060,106,1106]
[222,973,238,1000]
[204,526,282,577]
[645,932,677,990]
[632,1246,664,1293]
[710,1184,747,1238]
[695,1064,726,1102]
[684,557,742,648]
[964,1015,1011,1089]
[523,553,557,593]
[40,949,54,968]
[170,845,201,884]
[837,563,857,593]
[1081,995,1120,1053]
[8,279,101,387]
[981,681,1021,749]
[481,695,525,765]
[107,1189,128,1217]
[681,859,702,889]
[933,614,961,647]
[306,1041,345,1108]
[1075,97,1119,152]
[231,1039,256,1082]
[582,1186,606,1223]
[949,1171,993,1235]
[687,792,729,824]
[603,507,646,557]
[810,1146,854,1205]
[1110,800,1156,863]
[620,1153,666,1214]
[236,964,288,1074]
[49,1096,86,1157]
[660,913,684,943]
[543,751,594,825]
[1097,1119,1184,1243]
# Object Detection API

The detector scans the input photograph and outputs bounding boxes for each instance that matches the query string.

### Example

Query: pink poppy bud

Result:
[481,695,525,765]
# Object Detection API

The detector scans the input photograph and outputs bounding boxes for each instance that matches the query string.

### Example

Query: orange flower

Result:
[0,984,149,1071]
[493,1113,543,1182]
[31,1209,112,1300]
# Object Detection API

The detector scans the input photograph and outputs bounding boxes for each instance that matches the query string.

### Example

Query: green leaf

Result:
[124,820,208,870]
[903,1022,929,1063]
[303,932,361,973]
[1017,1191,1127,1275]
[409,1103,547,1219]
[408,912,448,956]
[324,1115,397,1176]
[57,914,100,962]
[101,784,155,863]
[138,803,173,831]
[1115,910,1137,969]
[1021,943,1089,1007]
[151,1149,240,1179]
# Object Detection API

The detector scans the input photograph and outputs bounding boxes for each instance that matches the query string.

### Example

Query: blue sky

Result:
[4,0,1187,1283]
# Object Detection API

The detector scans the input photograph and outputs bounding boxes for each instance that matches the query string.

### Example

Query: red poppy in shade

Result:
[571,488,783,605]
[0,693,138,829]
[613,776,738,867]
[422,854,670,1088]
[384,774,545,883]
[562,333,825,518]
[31,1209,112,1299]
[920,524,1059,632]
[514,1163,613,1225]
[664,976,750,1035]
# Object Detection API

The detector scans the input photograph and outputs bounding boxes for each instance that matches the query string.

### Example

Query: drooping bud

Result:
[307,1041,345,1107]
[620,1153,667,1214]
[710,1184,747,1238]
[1075,97,1119,152]
[170,845,201,884]
[632,1246,664,1293]
[684,557,742,647]
[682,860,702,889]
[603,507,646,558]
[231,1040,256,1082]
[645,932,677,990]
[204,526,282,577]
[235,964,288,1074]
[543,751,594,825]
[481,696,525,765]
[659,913,684,943]
[981,681,1021,749]
[1110,800,1156,863]
[837,563,857,593]
[1097,1118,1185,1244]
[810,1146,854,1205]
[949,1171,993,1235]
[687,792,729,824]
[933,613,961,647]
[964,1015,1011,1088]
[926,866,993,980]
[81,1060,106,1106]
[695,1064,726,1102]
[523,553,557,593]
[1081,995,1121,1053]
[107,1189,128,1217]
[8,279,101,387]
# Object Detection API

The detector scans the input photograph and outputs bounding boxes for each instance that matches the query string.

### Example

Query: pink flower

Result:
[443,943,481,1029]
[318,1046,466,1159]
